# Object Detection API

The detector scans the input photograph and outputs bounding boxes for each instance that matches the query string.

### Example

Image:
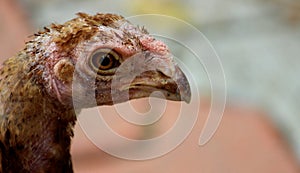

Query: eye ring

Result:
[89,48,120,72]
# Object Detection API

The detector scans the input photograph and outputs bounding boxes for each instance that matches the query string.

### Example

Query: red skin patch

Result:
[140,36,169,56]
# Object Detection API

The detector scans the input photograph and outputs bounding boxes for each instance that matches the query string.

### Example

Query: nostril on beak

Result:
[144,51,176,78]
[156,61,176,77]
[157,68,174,78]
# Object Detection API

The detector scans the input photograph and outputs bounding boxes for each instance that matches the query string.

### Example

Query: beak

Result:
[123,52,191,103]
[127,65,191,103]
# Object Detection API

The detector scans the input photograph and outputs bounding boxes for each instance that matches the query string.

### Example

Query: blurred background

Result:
[1,0,300,172]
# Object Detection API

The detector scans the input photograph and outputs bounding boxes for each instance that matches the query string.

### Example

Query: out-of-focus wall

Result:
[0,0,31,61]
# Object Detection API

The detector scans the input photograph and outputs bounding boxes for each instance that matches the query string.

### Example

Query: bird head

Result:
[29,13,190,108]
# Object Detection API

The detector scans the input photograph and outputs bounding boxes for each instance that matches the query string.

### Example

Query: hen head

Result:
[28,13,191,108]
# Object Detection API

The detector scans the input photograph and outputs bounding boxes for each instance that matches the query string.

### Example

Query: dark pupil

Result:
[100,54,112,67]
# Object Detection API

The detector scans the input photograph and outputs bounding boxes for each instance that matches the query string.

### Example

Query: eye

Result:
[89,48,120,72]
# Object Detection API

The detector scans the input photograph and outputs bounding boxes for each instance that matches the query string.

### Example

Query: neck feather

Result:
[0,54,76,172]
